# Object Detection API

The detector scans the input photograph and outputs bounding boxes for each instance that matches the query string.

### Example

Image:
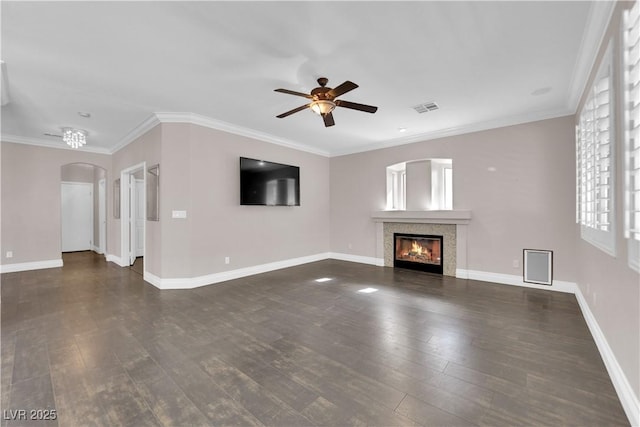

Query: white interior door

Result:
[61,182,93,252]
[120,162,146,269]
[135,179,145,257]
[98,179,106,254]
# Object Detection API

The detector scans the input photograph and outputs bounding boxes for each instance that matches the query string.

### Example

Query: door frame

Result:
[98,178,107,255]
[134,178,145,257]
[120,162,146,268]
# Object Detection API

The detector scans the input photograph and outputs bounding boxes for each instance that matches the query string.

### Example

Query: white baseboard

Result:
[106,254,126,267]
[144,253,332,290]
[329,252,384,266]
[455,268,469,279]
[574,287,640,427]
[456,269,577,294]
[0,259,63,273]
[144,258,574,293]
[143,270,163,288]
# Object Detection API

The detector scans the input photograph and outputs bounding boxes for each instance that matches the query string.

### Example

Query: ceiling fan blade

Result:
[276,104,311,118]
[327,81,358,98]
[335,99,378,113]
[274,88,313,99]
[323,112,335,127]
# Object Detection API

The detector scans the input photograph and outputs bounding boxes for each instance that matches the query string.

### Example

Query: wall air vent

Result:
[523,249,553,285]
[412,102,439,113]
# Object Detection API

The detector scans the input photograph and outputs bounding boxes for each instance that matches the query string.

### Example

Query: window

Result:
[443,167,453,210]
[430,159,453,210]
[386,162,406,210]
[576,41,615,255]
[624,2,640,271]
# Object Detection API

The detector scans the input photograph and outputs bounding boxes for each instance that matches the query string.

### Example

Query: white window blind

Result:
[624,1,640,242]
[444,167,453,210]
[386,163,406,210]
[392,170,406,210]
[624,1,640,271]
[576,41,615,254]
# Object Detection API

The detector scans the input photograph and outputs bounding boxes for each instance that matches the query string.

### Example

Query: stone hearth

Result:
[371,210,471,277]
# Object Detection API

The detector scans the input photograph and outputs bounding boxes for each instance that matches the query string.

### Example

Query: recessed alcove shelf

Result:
[371,210,471,277]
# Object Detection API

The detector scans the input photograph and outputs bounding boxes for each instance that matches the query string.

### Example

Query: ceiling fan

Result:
[274,77,378,127]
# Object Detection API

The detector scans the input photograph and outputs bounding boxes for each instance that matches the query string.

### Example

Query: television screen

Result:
[240,157,300,206]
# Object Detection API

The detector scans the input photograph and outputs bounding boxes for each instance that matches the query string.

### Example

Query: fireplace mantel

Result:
[371,210,471,225]
[371,210,470,277]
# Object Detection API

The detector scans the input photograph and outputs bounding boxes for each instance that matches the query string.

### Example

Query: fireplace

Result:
[393,233,444,274]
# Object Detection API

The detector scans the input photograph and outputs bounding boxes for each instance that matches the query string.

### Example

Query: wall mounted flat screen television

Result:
[240,157,300,206]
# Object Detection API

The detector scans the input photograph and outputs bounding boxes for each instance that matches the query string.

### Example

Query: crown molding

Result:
[5,105,574,158]
[3,111,331,157]
[566,0,616,113]
[110,113,161,154]
[330,107,574,157]
[0,133,111,154]
[153,112,331,157]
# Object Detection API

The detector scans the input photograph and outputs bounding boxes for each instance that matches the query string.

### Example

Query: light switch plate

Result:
[172,210,187,219]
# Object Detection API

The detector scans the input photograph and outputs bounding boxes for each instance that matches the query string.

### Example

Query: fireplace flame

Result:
[395,235,441,268]
[411,240,423,255]
[408,240,432,260]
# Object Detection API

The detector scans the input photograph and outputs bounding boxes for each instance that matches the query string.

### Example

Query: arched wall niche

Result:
[386,158,452,211]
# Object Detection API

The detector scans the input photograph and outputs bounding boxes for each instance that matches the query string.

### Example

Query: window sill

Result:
[581,225,616,257]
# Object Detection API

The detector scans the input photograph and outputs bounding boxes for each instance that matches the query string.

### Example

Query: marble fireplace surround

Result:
[371,210,471,277]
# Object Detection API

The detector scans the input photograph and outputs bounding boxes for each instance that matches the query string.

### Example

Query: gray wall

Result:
[93,166,106,250]
[185,123,330,278]
[1,142,111,264]
[110,124,162,275]
[573,1,639,400]
[330,115,578,281]
[109,122,330,279]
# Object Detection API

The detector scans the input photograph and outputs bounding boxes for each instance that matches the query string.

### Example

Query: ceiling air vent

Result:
[412,101,439,113]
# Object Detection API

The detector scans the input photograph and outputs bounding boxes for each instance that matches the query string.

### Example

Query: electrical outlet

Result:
[5,251,12,258]
[348,243,353,250]
[512,259,519,268]
[224,257,230,265]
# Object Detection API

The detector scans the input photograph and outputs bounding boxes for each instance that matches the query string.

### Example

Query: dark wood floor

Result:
[130,257,144,276]
[0,252,629,426]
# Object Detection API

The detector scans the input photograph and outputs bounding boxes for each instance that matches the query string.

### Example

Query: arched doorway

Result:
[60,163,107,256]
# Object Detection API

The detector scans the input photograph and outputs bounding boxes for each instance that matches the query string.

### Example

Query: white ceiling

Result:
[1,1,609,157]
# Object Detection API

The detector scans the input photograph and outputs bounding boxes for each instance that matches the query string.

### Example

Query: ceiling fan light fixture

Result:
[310,100,335,115]
[275,78,376,127]
[62,127,87,149]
